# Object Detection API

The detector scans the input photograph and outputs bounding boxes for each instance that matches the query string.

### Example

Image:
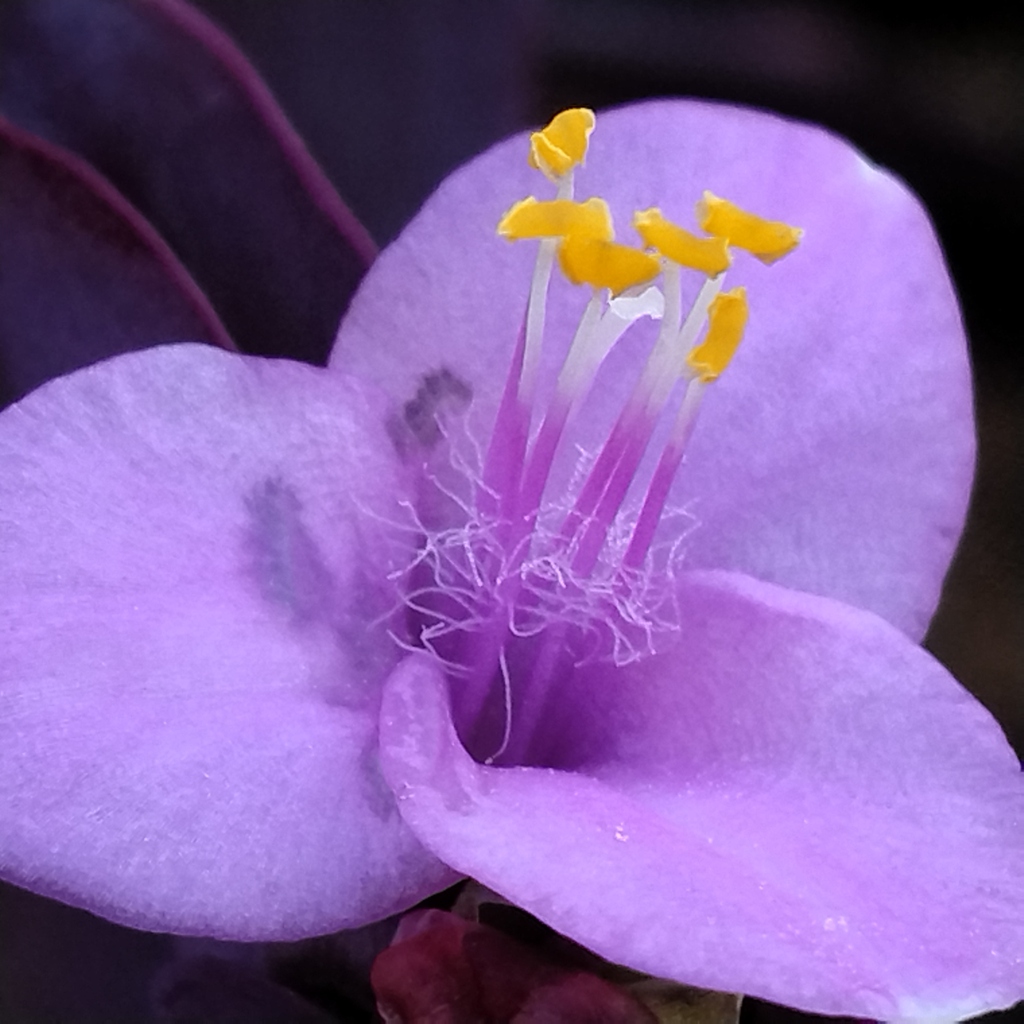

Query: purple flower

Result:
[0,8,1021,1021]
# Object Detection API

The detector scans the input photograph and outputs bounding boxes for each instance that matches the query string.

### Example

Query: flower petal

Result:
[378,572,1024,1020]
[0,0,375,363]
[334,100,973,640]
[0,345,456,938]
[0,116,233,407]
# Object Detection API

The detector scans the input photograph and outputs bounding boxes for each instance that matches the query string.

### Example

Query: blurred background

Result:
[1,0,1021,1020]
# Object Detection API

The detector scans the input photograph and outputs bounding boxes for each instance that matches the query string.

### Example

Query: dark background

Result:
[1,1,1021,1020]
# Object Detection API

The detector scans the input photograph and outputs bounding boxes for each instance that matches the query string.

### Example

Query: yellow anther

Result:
[558,235,660,295]
[633,207,731,277]
[697,192,802,265]
[528,108,596,180]
[498,197,613,243]
[686,287,749,382]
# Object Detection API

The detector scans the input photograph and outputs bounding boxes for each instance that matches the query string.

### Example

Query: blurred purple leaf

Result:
[0,0,376,365]
[190,0,535,245]
[0,116,233,406]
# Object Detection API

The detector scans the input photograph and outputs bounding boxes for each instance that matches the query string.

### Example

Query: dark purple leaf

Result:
[0,0,376,364]
[0,116,233,406]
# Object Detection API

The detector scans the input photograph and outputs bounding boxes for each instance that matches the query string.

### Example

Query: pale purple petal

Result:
[378,572,1024,1020]
[0,116,233,406]
[333,100,973,640]
[0,0,376,363]
[0,345,456,938]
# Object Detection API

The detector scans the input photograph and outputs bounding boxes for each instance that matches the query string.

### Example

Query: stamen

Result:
[528,107,596,182]
[517,112,595,403]
[625,288,749,567]
[514,178,584,409]
[686,287,749,382]
[623,378,706,569]
[493,188,659,532]
[488,197,612,514]
[480,317,528,521]
[634,207,731,277]
[698,191,802,264]
[498,197,613,243]
[521,235,557,408]
[562,270,724,574]
[557,235,660,295]
[519,287,662,522]
[500,196,659,297]
[518,292,604,522]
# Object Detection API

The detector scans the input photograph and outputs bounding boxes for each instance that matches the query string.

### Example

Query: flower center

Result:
[400,109,801,765]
